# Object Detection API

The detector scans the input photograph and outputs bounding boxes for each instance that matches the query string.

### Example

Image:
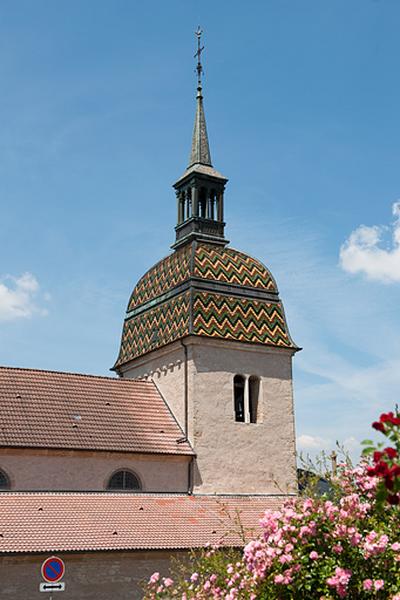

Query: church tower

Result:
[113,30,299,496]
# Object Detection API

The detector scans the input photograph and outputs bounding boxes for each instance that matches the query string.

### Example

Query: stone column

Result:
[192,186,199,217]
[209,191,215,220]
[217,190,224,222]
[176,192,182,224]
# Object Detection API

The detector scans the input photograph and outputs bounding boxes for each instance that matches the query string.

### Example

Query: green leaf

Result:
[362,447,374,455]
[361,439,374,445]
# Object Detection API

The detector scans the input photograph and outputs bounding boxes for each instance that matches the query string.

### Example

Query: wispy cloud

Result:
[297,434,330,450]
[340,202,400,283]
[0,273,48,321]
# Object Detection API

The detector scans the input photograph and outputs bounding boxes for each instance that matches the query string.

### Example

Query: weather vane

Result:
[194,26,204,88]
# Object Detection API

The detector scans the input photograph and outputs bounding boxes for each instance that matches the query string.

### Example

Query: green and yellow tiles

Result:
[116,292,190,366]
[193,245,276,291]
[115,242,295,367]
[193,292,292,347]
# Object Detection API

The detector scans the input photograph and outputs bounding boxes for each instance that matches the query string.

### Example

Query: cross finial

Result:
[194,26,204,89]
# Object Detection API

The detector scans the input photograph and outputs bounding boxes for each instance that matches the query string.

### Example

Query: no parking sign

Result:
[40,556,65,592]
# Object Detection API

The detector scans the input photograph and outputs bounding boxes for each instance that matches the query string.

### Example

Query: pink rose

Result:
[149,572,160,584]
[363,579,373,590]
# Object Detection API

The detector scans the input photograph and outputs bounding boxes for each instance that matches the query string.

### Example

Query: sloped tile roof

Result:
[0,367,193,456]
[0,492,289,553]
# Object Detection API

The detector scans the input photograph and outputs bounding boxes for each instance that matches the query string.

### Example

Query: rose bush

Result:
[364,408,400,507]
[144,411,400,599]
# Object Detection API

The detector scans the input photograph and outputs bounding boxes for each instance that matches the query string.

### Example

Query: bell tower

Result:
[113,29,299,497]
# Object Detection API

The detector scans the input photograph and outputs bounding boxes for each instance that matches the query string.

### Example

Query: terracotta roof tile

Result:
[0,367,193,456]
[0,493,289,553]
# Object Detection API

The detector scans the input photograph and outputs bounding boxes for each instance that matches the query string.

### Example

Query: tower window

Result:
[107,470,141,491]
[0,469,10,490]
[233,375,261,424]
[249,376,260,424]
[233,375,245,422]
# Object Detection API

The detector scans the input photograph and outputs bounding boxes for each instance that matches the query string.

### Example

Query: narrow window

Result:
[107,470,141,491]
[249,376,260,423]
[234,375,245,422]
[0,469,10,490]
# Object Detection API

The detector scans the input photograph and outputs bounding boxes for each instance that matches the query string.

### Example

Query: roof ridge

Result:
[0,365,153,384]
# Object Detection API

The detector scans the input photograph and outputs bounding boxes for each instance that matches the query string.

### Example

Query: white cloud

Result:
[297,434,330,450]
[0,273,47,321]
[339,202,400,283]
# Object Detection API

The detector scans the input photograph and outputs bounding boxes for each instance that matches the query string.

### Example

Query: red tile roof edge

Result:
[0,444,195,456]
[0,493,293,554]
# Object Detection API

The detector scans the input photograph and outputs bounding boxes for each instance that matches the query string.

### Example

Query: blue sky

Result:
[1,1,400,462]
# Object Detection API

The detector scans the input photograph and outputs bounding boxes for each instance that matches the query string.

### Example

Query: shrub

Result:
[144,410,400,599]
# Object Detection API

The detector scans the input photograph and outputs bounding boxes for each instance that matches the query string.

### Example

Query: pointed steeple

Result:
[189,84,212,167]
[172,28,228,251]
[189,30,211,167]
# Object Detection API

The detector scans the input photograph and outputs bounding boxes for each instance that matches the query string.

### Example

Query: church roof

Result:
[114,242,297,368]
[0,492,289,553]
[0,367,193,456]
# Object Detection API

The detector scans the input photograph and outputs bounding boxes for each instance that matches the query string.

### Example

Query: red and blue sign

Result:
[41,556,65,583]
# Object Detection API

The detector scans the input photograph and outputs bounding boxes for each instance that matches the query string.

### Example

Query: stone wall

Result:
[188,337,297,495]
[121,341,187,431]
[0,448,190,492]
[121,336,297,496]
[0,550,186,599]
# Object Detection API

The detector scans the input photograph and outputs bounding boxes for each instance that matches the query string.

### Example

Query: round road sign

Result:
[41,556,65,583]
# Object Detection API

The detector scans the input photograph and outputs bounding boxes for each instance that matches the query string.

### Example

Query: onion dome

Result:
[113,242,297,370]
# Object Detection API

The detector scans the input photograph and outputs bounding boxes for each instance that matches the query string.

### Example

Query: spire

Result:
[172,28,229,250]
[189,27,212,168]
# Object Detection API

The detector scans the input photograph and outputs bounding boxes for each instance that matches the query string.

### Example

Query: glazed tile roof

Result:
[115,242,297,368]
[0,492,289,553]
[128,243,278,312]
[0,367,193,456]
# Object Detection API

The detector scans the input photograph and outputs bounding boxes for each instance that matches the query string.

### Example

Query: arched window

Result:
[0,469,10,490]
[107,470,141,491]
[249,376,260,424]
[233,375,245,422]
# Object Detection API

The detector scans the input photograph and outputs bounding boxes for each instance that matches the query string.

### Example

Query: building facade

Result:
[0,33,299,600]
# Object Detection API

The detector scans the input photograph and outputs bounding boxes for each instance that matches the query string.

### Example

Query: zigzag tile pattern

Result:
[116,292,190,365]
[193,245,277,291]
[128,246,191,310]
[128,243,277,313]
[116,243,294,366]
[192,292,293,347]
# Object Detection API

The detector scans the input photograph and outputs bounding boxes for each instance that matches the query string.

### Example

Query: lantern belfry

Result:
[172,27,228,250]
